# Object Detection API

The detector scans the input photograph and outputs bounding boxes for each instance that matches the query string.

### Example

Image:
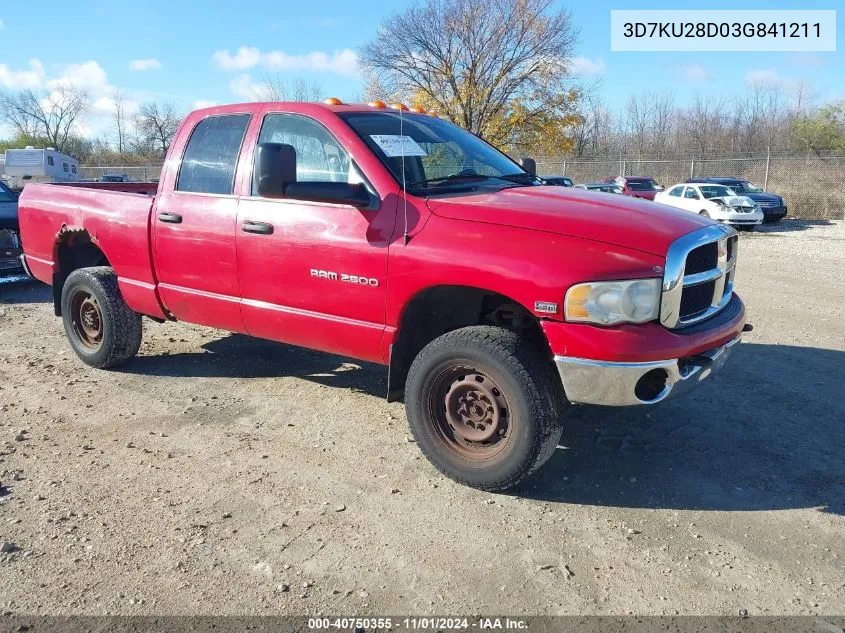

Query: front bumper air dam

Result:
[554,335,741,406]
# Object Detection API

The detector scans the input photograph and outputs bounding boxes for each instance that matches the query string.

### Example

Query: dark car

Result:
[541,175,574,187]
[0,180,23,275]
[575,182,624,194]
[686,177,786,222]
[604,176,663,201]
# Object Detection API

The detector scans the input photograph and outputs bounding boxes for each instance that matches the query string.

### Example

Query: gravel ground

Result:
[0,219,843,615]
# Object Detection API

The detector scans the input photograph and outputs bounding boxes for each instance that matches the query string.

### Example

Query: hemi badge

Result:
[534,301,558,314]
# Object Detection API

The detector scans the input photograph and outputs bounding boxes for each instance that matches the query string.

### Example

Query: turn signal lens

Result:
[564,279,662,325]
[565,285,591,319]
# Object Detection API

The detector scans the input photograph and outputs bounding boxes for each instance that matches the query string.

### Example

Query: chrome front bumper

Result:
[554,335,741,406]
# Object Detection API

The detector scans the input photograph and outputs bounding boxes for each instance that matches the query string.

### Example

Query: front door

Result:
[236,112,396,362]
[152,113,251,331]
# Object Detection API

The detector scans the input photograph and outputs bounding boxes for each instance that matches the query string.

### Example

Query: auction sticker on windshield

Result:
[370,135,427,157]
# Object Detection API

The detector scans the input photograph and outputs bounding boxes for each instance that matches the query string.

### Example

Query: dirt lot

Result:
[1,220,843,616]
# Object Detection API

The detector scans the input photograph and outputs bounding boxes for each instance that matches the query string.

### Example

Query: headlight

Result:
[564,278,662,325]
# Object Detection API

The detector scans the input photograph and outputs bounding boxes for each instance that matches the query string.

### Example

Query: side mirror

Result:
[285,182,373,208]
[520,157,536,176]
[256,142,296,198]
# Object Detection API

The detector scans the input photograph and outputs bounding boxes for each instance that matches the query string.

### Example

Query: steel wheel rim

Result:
[70,289,103,350]
[426,365,511,460]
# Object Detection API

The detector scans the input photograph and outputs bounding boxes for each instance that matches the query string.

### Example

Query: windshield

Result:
[339,112,532,195]
[726,181,762,194]
[627,179,660,191]
[700,185,735,199]
[0,182,17,202]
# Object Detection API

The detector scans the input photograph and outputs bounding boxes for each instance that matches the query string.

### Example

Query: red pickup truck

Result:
[18,100,746,491]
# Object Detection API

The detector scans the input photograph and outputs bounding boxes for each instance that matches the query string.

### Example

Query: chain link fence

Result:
[78,155,844,220]
[535,155,845,220]
[77,164,164,183]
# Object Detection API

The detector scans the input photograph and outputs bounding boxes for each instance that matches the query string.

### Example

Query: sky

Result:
[0,0,841,141]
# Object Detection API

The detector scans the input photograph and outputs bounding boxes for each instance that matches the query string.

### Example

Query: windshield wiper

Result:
[496,172,539,184]
[408,172,534,189]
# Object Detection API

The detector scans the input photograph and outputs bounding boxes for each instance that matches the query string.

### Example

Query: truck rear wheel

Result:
[61,267,142,368]
[405,326,566,491]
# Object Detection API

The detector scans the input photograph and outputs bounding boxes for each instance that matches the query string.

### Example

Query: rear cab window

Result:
[177,114,251,195]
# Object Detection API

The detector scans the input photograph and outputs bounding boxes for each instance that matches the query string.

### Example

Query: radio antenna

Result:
[400,105,409,246]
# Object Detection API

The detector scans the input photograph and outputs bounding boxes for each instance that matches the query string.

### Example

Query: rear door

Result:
[152,113,251,331]
[235,111,396,362]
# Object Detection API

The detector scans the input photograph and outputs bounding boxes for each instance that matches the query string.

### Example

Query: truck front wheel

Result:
[61,267,142,368]
[405,326,566,491]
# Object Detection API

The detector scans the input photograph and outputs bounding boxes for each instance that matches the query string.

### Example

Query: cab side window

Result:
[253,114,356,196]
[668,186,684,197]
[684,187,700,200]
[177,114,251,195]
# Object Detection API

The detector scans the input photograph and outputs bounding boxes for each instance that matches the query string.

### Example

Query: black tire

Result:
[405,325,566,491]
[60,266,142,368]
[699,210,710,218]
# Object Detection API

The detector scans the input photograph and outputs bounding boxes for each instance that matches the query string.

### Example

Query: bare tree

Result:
[360,0,580,147]
[250,74,322,102]
[111,89,128,154]
[0,86,89,152]
[650,92,675,159]
[135,102,181,157]
[625,94,653,158]
[679,95,728,158]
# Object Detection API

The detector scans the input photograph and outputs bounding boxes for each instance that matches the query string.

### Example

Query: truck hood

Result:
[743,191,782,204]
[0,201,19,231]
[426,186,711,257]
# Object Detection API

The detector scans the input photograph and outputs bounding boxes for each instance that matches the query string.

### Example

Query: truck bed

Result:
[18,182,162,317]
[55,181,160,196]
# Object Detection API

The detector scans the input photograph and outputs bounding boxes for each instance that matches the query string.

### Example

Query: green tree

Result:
[791,102,845,155]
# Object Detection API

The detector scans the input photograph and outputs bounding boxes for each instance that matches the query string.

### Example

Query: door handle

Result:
[158,212,183,224]
[241,221,274,235]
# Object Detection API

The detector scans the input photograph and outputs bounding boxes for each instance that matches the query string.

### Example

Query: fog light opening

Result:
[635,368,669,403]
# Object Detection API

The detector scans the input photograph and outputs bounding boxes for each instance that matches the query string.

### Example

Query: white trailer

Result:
[3,147,80,183]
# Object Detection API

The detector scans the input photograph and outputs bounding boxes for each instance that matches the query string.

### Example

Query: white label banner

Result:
[610,10,836,52]
[370,135,427,157]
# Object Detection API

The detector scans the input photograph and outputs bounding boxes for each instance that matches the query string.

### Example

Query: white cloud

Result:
[129,58,162,71]
[212,46,358,75]
[46,61,108,90]
[0,58,146,141]
[193,100,218,109]
[745,69,783,87]
[0,59,45,89]
[229,74,262,99]
[93,96,139,116]
[568,56,606,76]
[683,65,711,82]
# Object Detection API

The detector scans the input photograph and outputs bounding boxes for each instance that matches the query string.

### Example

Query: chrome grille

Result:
[660,225,737,329]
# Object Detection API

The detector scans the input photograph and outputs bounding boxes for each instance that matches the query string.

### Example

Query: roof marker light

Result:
[389,102,409,111]
[368,100,387,109]
[410,105,426,113]
[323,97,343,105]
